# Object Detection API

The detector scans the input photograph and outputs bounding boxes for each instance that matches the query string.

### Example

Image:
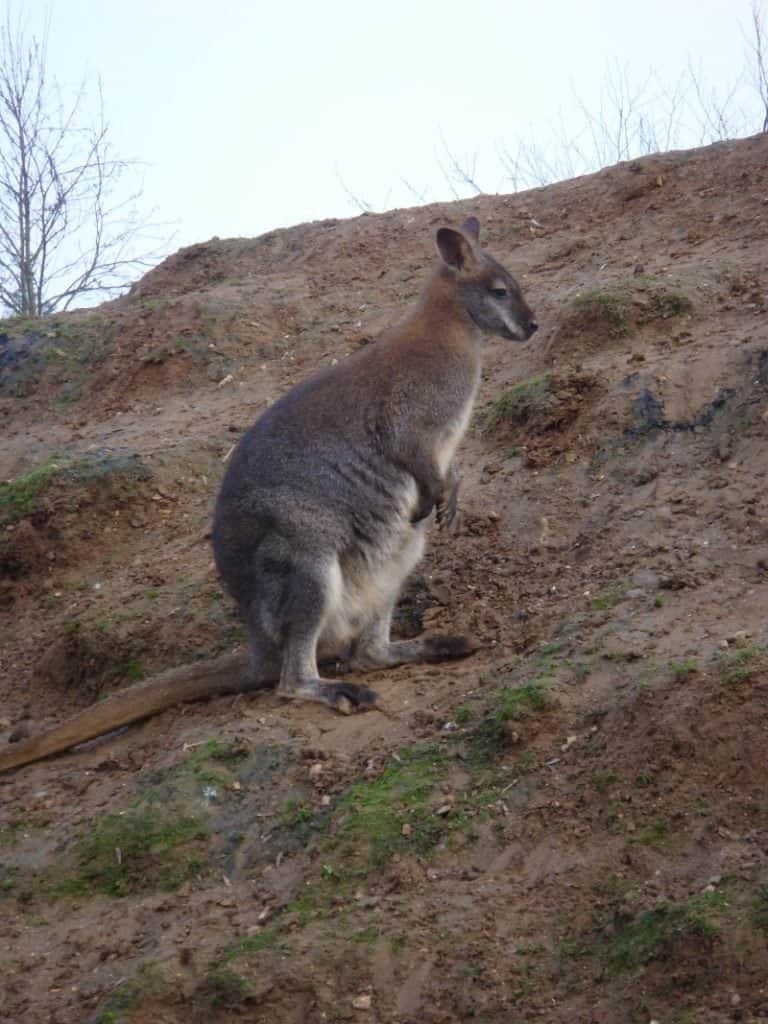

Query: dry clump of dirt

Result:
[0,133,767,1024]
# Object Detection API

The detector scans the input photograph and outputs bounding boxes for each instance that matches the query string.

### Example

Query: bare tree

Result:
[0,13,160,317]
[435,131,484,199]
[750,0,768,131]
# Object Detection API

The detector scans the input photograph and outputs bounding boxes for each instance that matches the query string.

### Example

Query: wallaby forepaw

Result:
[436,474,460,530]
[422,634,480,661]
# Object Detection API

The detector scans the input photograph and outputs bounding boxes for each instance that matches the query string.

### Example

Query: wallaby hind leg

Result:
[346,596,478,673]
[274,560,377,712]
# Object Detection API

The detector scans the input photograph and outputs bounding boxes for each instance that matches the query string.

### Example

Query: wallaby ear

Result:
[461,216,480,243]
[436,227,477,272]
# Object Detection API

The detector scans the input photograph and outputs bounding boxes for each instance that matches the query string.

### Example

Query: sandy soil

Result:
[1,133,767,1024]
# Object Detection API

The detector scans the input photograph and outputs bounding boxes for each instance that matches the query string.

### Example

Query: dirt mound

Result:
[1,133,767,1024]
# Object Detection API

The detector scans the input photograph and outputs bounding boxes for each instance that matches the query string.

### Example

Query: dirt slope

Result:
[1,133,767,1024]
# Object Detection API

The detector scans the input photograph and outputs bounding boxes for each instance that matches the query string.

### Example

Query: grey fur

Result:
[212,217,537,711]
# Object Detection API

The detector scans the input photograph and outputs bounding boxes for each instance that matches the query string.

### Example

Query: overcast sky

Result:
[20,0,767,252]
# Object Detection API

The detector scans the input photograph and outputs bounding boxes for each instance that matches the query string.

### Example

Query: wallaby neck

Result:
[398,264,482,350]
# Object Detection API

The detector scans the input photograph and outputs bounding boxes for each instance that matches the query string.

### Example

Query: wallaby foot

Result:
[345,633,479,672]
[277,677,378,714]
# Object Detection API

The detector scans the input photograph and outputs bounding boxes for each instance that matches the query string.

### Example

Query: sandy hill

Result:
[0,133,767,1024]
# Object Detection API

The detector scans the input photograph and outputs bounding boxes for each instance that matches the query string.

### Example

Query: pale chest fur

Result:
[434,367,481,478]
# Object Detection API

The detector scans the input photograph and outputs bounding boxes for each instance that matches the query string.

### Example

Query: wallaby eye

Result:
[490,287,508,299]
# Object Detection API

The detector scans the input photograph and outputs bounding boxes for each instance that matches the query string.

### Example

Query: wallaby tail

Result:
[0,651,263,773]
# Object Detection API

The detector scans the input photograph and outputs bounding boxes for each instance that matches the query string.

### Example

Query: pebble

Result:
[352,994,372,1010]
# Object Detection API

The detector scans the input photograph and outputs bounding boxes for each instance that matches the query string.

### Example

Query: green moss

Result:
[573,289,629,338]
[0,450,150,526]
[334,746,448,871]
[55,803,207,898]
[467,682,550,765]
[607,890,726,971]
[483,373,551,431]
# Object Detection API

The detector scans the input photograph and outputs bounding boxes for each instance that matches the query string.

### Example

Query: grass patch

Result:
[454,704,473,725]
[0,820,28,846]
[588,585,624,610]
[633,816,669,847]
[333,745,448,872]
[201,925,291,1006]
[606,890,726,971]
[592,769,617,792]
[204,964,252,1008]
[634,281,693,323]
[178,738,250,787]
[573,289,629,339]
[277,798,314,828]
[752,884,768,932]
[466,682,550,765]
[89,964,165,1024]
[482,373,551,432]
[119,657,145,683]
[0,864,18,894]
[717,644,764,684]
[351,924,380,944]
[0,450,150,526]
[670,658,698,681]
[55,802,207,897]
[0,457,61,525]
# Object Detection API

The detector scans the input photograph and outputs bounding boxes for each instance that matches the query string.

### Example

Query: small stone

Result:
[729,629,751,645]
[8,721,31,743]
[308,762,324,781]
[352,993,372,1011]
[731,993,741,1007]
[435,804,452,817]
[401,823,412,837]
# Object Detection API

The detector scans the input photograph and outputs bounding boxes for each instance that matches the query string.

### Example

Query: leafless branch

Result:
[0,11,167,316]
[334,167,373,213]
[749,0,768,131]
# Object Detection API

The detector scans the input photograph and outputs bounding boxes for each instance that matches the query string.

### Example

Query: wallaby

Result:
[0,216,537,772]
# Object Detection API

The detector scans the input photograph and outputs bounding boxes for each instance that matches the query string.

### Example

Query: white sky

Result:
[19,0,767,251]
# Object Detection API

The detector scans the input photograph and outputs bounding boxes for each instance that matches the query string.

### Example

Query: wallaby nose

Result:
[528,318,539,335]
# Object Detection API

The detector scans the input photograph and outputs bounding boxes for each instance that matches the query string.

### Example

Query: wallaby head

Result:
[435,215,538,342]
